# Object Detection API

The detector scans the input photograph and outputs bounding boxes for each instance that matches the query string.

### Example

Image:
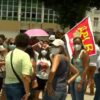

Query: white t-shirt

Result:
[89,44,100,66]
[36,57,51,80]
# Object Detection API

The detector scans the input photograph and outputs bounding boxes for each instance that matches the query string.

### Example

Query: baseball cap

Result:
[52,39,65,47]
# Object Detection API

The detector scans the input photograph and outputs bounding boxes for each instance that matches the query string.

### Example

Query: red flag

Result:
[65,17,96,58]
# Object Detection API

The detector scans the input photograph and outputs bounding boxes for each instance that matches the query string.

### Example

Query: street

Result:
[0,86,95,100]
[66,87,94,100]
[66,93,94,100]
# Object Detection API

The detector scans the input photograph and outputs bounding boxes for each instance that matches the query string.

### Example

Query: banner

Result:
[65,17,96,58]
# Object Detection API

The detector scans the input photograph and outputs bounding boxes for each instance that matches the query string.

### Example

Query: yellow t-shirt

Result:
[5,48,33,84]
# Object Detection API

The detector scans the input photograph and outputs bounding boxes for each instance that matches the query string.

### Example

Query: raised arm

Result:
[45,54,61,96]
[47,54,61,84]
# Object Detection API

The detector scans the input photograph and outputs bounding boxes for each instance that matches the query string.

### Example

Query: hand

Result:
[45,82,55,96]
[77,83,82,92]
[21,93,30,100]
[38,41,43,48]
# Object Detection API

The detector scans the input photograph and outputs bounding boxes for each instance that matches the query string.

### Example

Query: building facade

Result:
[86,8,100,41]
[0,0,60,37]
[0,1,100,39]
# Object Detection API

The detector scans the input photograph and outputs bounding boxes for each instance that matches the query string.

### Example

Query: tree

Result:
[40,0,100,28]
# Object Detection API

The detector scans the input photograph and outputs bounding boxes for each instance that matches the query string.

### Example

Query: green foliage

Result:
[41,0,100,28]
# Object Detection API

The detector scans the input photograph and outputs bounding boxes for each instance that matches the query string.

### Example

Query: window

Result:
[8,1,13,5]
[32,8,36,13]
[8,11,12,20]
[44,9,48,14]
[3,0,7,5]
[37,8,42,13]
[8,12,12,16]
[8,6,13,11]
[0,5,1,10]
[0,0,58,23]
[21,7,25,12]
[94,17,99,27]
[37,13,41,22]
[26,12,30,21]
[13,0,18,5]
[27,2,31,7]
[14,6,18,12]
[2,6,7,11]
[49,15,53,19]
[49,9,53,14]
[44,14,48,19]
[2,16,6,20]
[2,11,6,17]
[21,2,26,6]
[32,13,36,18]
[27,7,31,12]
[21,12,25,17]
[14,12,18,16]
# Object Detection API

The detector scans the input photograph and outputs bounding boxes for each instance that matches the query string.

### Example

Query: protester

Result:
[94,41,100,100]
[25,46,37,100]
[87,44,100,95]
[70,37,89,100]
[0,45,6,91]
[0,34,6,45]
[4,34,33,100]
[6,38,16,51]
[34,41,51,100]
[0,34,7,100]
[43,39,79,100]
[0,34,7,51]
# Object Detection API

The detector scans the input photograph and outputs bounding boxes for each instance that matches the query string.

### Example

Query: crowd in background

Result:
[0,30,99,100]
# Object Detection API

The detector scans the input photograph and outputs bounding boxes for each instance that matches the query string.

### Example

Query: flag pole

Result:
[60,16,89,39]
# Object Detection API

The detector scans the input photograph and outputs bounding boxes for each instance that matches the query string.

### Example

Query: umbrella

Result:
[25,29,49,37]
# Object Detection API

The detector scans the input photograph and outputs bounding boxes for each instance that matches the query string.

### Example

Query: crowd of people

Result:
[0,31,99,100]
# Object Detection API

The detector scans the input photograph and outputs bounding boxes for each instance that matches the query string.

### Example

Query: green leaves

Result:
[42,0,100,28]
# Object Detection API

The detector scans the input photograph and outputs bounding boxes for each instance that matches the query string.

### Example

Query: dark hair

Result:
[97,40,100,47]
[73,37,84,49]
[15,34,30,49]
[25,46,35,58]
[0,34,6,41]
[58,46,67,56]
[38,48,51,60]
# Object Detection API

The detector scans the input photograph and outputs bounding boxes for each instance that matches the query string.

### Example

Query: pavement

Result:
[66,93,94,100]
[0,86,95,100]
[66,87,94,100]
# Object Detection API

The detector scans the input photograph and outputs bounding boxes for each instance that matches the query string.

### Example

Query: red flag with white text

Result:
[65,17,96,58]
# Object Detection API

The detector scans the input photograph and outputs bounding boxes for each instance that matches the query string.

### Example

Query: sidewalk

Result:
[66,87,94,100]
[66,93,94,100]
[0,87,95,100]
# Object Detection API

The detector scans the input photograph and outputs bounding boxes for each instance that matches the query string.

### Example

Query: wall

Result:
[0,20,60,38]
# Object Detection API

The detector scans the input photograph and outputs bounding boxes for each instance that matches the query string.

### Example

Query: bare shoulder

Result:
[81,49,89,61]
[81,49,88,56]
[61,55,70,62]
[53,54,61,60]
[53,54,68,60]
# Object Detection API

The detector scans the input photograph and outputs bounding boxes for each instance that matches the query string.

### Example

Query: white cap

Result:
[49,35,55,41]
[52,39,65,47]
[0,45,6,51]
